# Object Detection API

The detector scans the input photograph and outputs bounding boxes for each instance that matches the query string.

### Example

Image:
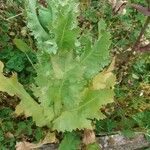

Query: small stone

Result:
[21,27,27,37]
[9,32,15,36]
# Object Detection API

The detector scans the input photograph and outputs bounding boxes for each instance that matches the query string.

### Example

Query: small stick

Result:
[133,0,150,50]
[133,17,150,50]
[6,12,23,21]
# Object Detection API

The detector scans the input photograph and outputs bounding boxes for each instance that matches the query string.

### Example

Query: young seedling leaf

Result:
[13,38,32,53]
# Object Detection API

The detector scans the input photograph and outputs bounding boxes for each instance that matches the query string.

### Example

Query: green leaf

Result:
[80,20,111,79]
[53,89,113,132]
[32,52,86,117]
[59,132,81,150]
[26,0,79,53]
[0,130,4,142]
[133,111,150,128]
[122,130,135,138]
[26,0,49,41]
[51,0,79,52]
[86,143,101,150]
[13,38,32,53]
[98,19,107,35]
[38,6,52,30]
[26,0,54,53]
[35,128,44,142]
[0,61,51,127]
[31,51,114,132]
[55,10,79,52]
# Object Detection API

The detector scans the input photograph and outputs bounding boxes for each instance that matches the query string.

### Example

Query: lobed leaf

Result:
[26,0,50,41]
[80,20,111,79]
[0,0,115,133]
[26,0,79,53]
[0,61,51,127]
[53,89,113,132]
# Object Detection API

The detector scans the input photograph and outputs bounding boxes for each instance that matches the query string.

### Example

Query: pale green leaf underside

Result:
[26,0,49,41]
[26,0,79,53]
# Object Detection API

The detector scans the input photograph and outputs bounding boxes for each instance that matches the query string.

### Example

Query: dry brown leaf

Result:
[108,0,117,9]
[83,129,96,145]
[108,0,127,15]
[5,132,14,138]
[15,142,37,150]
[15,132,58,150]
